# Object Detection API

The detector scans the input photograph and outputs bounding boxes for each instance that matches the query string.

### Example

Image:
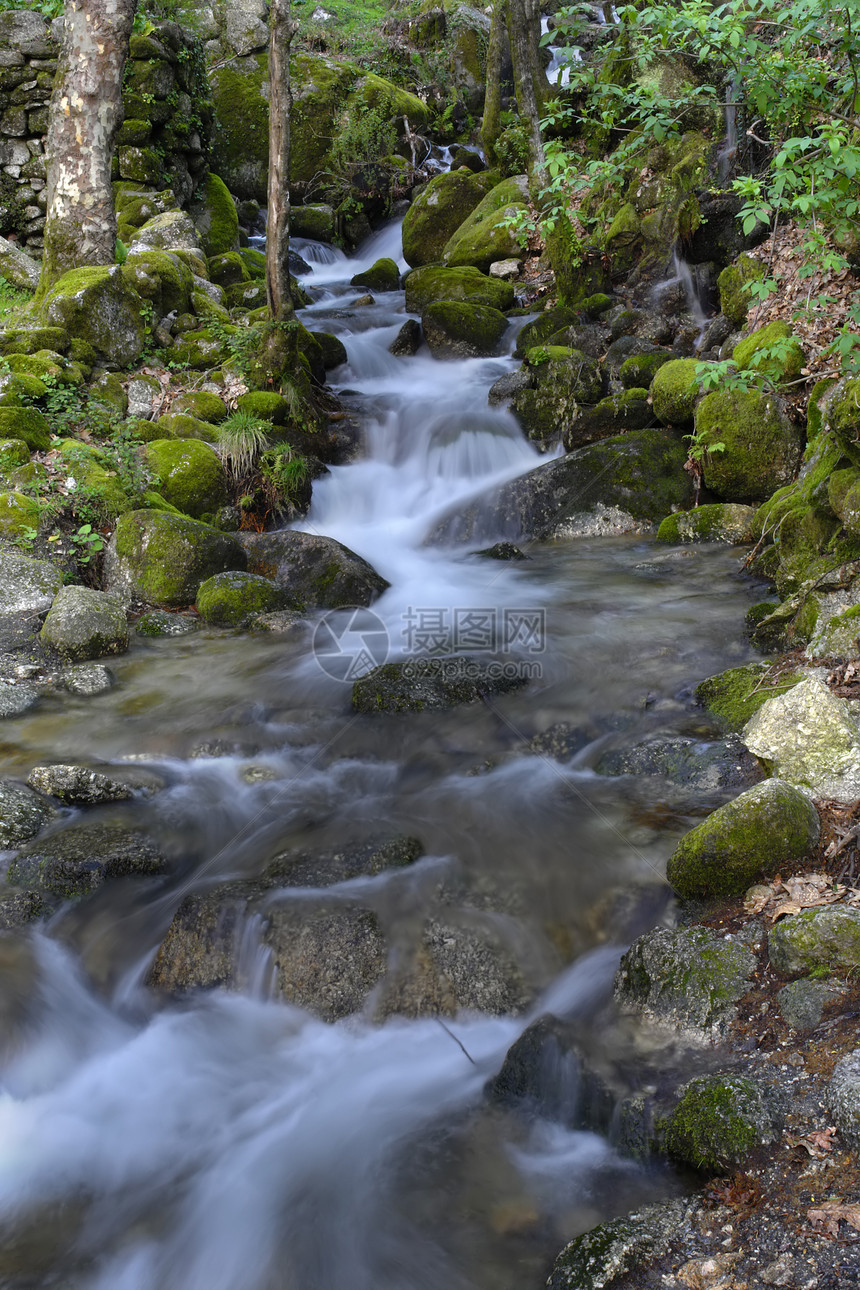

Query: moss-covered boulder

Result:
[809,603,860,658]
[733,320,805,387]
[352,656,530,714]
[695,390,804,502]
[825,376,860,466]
[664,1074,783,1173]
[128,210,203,256]
[511,351,604,447]
[209,250,248,288]
[717,254,764,327]
[144,439,227,518]
[620,349,672,389]
[105,510,248,607]
[513,306,579,357]
[196,571,295,626]
[404,265,514,314]
[188,172,239,258]
[0,439,31,475]
[402,170,494,268]
[168,327,232,370]
[154,413,218,440]
[350,257,400,292]
[650,358,702,424]
[666,779,819,899]
[40,586,129,661]
[312,332,348,370]
[0,406,51,452]
[742,674,860,803]
[656,503,757,545]
[563,388,654,451]
[171,391,228,424]
[0,491,41,537]
[242,530,388,608]
[614,925,756,1039]
[290,204,336,242]
[421,301,508,359]
[442,176,530,273]
[41,266,144,368]
[121,249,193,318]
[54,441,133,521]
[770,906,860,977]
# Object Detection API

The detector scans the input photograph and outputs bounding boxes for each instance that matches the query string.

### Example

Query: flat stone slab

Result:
[743,675,860,802]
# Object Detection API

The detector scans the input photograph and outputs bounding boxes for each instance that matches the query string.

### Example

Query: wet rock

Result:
[249,610,307,635]
[0,682,39,718]
[666,780,819,900]
[429,429,693,545]
[656,503,757,545]
[352,656,530,713]
[389,319,422,357]
[241,530,388,609]
[0,778,56,847]
[350,257,399,292]
[562,389,655,452]
[0,547,63,616]
[442,176,530,274]
[105,510,248,608]
[485,1014,615,1130]
[61,663,116,695]
[8,821,167,899]
[474,542,528,561]
[777,977,846,1030]
[26,764,136,806]
[546,1199,686,1290]
[135,610,201,637]
[40,586,129,661]
[0,890,53,930]
[403,264,514,314]
[769,905,860,977]
[263,835,423,886]
[742,675,860,803]
[596,734,763,797]
[524,722,589,761]
[422,300,508,359]
[512,350,604,448]
[827,1049,860,1151]
[487,369,533,406]
[664,1073,783,1173]
[614,926,756,1040]
[650,357,702,424]
[402,170,495,267]
[312,331,348,369]
[196,570,295,626]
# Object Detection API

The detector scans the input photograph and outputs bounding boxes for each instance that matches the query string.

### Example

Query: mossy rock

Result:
[237,247,266,278]
[442,176,530,273]
[402,170,494,268]
[352,656,529,714]
[404,265,514,314]
[290,204,336,242]
[196,570,295,626]
[620,350,672,389]
[121,249,193,317]
[311,332,348,370]
[223,281,267,311]
[106,509,248,607]
[563,388,654,451]
[0,439,30,475]
[209,250,249,288]
[810,603,860,657]
[514,306,579,357]
[191,291,231,324]
[40,586,129,661]
[718,254,764,328]
[733,321,805,387]
[666,779,819,899]
[695,389,805,502]
[144,439,228,518]
[88,370,128,416]
[4,351,79,386]
[0,372,47,406]
[0,490,40,537]
[604,202,642,275]
[350,257,400,292]
[695,662,804,731]
[57,455,132,522]
[171,391,228,424]
[421,300,508,359]
[235,390,291,425]
[0,325,68,357]
[41,266,144,368]
[650,358,701,425]
[825,376,860,466]
[188,172,239,258]
[664,1074,783,1173]
[511,351,604,447]
[656,503,757,545]
[0,406,50,452]
[547,1201,686,1290]
[769,905,860,977]
[169,327,234,369]
[155,413,218,440]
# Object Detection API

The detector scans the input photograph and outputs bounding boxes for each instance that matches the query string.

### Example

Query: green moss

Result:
[604,203,642,274]
[312,331,348,370]
[0,326,68,356]
[404,265,514,314]
[0,406,50,452]
[290,204,336,242]
[154,413,218,440]
[235,391,292,425]
[0,488,40,535]
[196,571,295,626]
[121,250,192,317]
[40,266,144,368]
[0,438,30,475]
[664,1075,780,1173]
[171,391,228,424]
[620,351,671,390]
[733,320,805,386]
[696,389,804,502]
[237,247,266,279]
[807,377,837,439]
[401,170,492,269]
[656,503,756,545]
[650,358,701,424]
[144,440,228,518]
[441,176,529,273]
[168,328,234,370]
[514,307,579,357]
[192,173,239,258]
[718,254,764,328]
[512,351,604,446]
[826,376,860,465]
[0,372,47,404]
[580,293,614,318]
[422,300,508,358]
[350,258,400,292]
[209,251,249,288]
[113,509,247,607]
[695,662,804,730]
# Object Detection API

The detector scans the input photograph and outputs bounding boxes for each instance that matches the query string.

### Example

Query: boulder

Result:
[442,176,530,273]
[144,439,228,518]
[742,675,860,803]
[40,266,144,368]
[121,249,193,318]
[0,406,51,452]
[650,357,701,424]
[241,529,388,609]
[349,257,399,292]
[127,210,203,255]
[695,662,804,732]
[656,503,757,545]
[0,235,40,291]
[421,301,508,359]
[7,821,167,899]
[105,510,248,607]
[188,172,239,257]
[664,1073,783,1173]
[614,925,756,1040]
[195,570,294,625]
[0,547,62,616]
[0,778,56,848]
[828,1050,860,1151]
[352,656,530,713]
[777,977,846,1031]
[40,586,129,662]
[429,429,692,545]
[26,764,138,806]
[290,204,336,242]
[666,780,819,899]
[546,1201,686,1290]
[825,375,860,466]
[401,170,494,268]
[404,265,514,314]
[769,905,860,977]
[717,254,764,327]
[695,389,804,502]
[511,351,604,447]
[733,320,805,387]
[171,390,228,423]
[0,491,41,538]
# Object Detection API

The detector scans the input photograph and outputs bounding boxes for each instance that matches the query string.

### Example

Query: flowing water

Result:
[0,219,767,1290]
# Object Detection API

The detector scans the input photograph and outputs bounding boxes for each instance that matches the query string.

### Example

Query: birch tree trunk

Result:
[38,0,135,298]
[266,0,298,323]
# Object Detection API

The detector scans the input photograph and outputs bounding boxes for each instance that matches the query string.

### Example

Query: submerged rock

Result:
[614,926,756,1040]
[664,1073,783,1173]
[352,656,530,713]
[666,780,819,900]
[742,675,860,803]
[8,821,167,899]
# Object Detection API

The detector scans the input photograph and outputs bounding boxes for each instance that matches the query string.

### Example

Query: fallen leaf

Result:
[807,1201,860,1237]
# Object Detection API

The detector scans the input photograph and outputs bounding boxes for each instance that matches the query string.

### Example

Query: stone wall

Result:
[0,8,60,258]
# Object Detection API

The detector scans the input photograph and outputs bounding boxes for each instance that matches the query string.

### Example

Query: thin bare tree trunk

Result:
[481,0,508,166]
[507,0,549,187]
[38,0,135,298]
[266,0,298,322]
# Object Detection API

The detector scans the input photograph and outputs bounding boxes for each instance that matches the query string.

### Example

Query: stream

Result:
[0,218,768,1290]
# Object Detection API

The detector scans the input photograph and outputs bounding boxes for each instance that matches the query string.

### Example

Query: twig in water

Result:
[436,1018,477,1065]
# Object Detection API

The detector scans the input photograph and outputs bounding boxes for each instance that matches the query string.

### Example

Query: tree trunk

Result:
[38,0,135,298]
[481,0,508,167]
[266,0,298,323]
[507,0,550,148]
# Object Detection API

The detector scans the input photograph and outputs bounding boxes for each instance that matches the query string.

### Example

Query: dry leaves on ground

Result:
[677,1253,742,1290]
[807,1201,860,1238]
[743,872,860,920]
[785,1126,838,1159]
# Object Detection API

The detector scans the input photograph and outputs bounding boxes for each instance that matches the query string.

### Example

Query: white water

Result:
[541,16,581,87]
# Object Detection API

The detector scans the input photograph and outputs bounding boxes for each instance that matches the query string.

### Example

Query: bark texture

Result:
[507,0,549,188]
[266,0,299,322]
[39,0,135,297]
[481,0,508,166]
